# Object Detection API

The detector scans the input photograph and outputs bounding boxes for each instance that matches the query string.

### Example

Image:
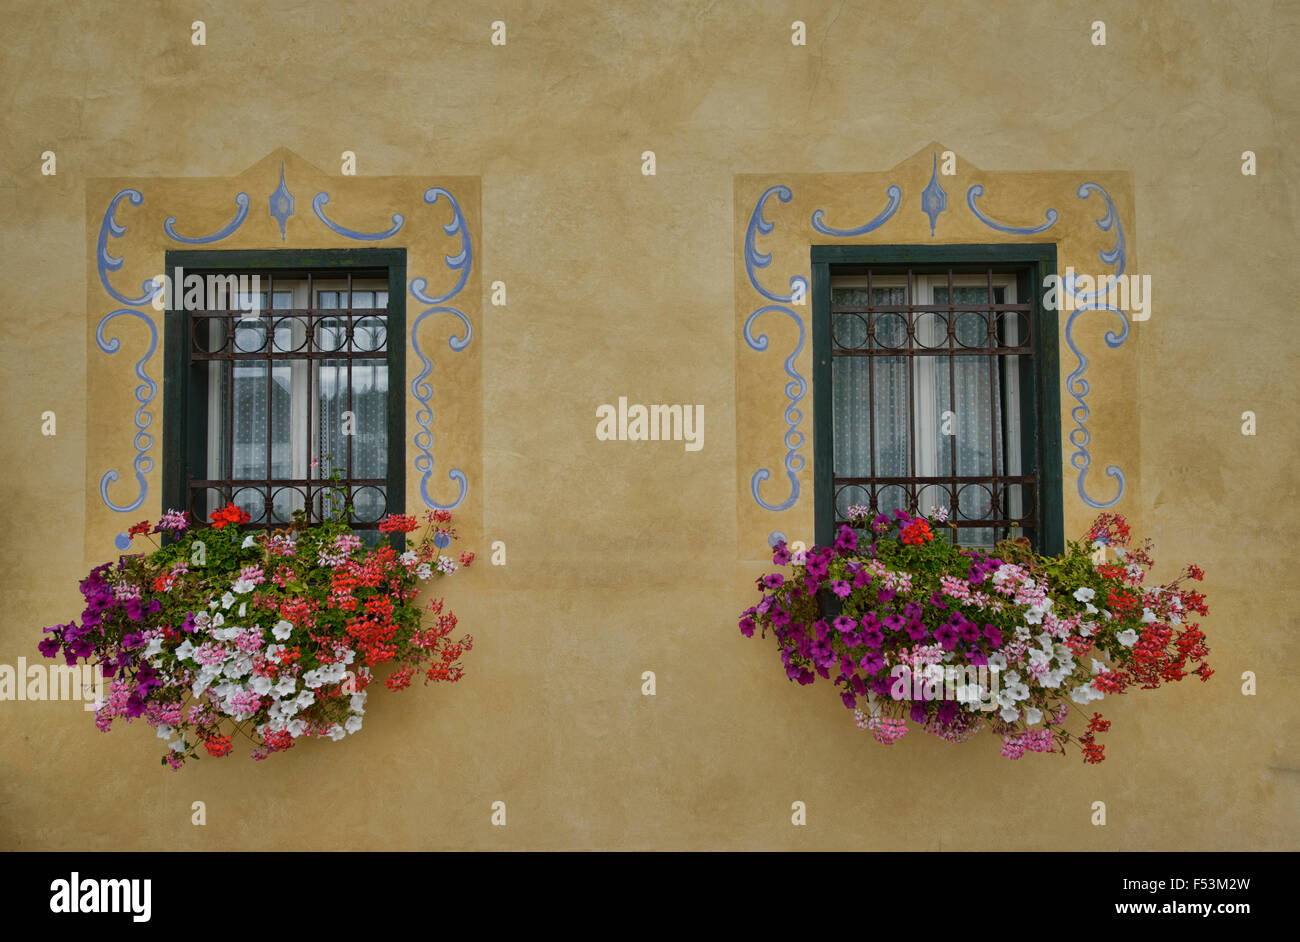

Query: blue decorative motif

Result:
[312,192,404,241]
[744,305,806,512]
[966,184,1059,235]
[767,531,787,548]
[410,187,472,305]
[408,186,473,511]
[744,186,808,304]
[96,189,162,307]
[269,163,295,241]
[164,193,250,244]
[1063,182,1129,509]
[810,185,902,237]
[96,308,158,513]
[409,307,470,511]
[1067,183,1127,302]
[921,153,947,237]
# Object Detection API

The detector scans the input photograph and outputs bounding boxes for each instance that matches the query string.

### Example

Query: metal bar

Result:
[191,477,386,487]
[986,268,1001,542]
[905,268,915,487]
[866,269,877,494]
[264,273,273,523]
[830,302,1030,314]
[346,272,354,496]
[306,271,314,523]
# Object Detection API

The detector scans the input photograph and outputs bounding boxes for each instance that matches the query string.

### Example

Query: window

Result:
[162,249,406,542]
[811,244,1063,553]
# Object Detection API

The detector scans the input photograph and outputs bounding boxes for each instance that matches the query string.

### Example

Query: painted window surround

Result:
[84,149,480,557]
[734,143,1138,560]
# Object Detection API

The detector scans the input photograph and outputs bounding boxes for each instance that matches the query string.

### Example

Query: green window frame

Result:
[161,248,407,545]
[811,243,1063,555]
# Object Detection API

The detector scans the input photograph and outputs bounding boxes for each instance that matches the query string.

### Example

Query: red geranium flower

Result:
[210,503,251,530]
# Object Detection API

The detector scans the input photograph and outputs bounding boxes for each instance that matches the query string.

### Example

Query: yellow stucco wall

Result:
[1,0,1295,850]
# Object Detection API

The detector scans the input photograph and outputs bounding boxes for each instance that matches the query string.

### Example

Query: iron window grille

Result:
[162,249,407,542]
[811,244,1063,554]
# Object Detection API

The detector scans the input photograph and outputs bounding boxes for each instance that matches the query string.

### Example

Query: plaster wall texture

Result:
[0,0,1295,849]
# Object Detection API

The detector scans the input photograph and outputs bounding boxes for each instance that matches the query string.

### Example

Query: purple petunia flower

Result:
[829,580,852,599]
[859,651,885,674]
[934,623,960,650]
[771,540,791,565]
[835,526,858,555]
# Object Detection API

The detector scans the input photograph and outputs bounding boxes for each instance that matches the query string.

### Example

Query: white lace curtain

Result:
[204,287,389,526]
[831,282,1023,547]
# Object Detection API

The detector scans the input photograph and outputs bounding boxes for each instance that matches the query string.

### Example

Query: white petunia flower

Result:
[344,715,363,734]
[327,724,346,742]
[272,620,294,641]
[1140,608,1157,624]
[231,578,255,595]
[251,675,273,696]
[999,705,1020,723]
[1024,706,1043,725]
[241,534,257,549]
[221,592,236,609]
[1116,628,1139,647]
[275,676,297,698]
[1073,587,1096,602]
[156,723,174,740]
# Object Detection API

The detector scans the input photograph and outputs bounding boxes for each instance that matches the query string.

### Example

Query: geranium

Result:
[210,503,252,530]
[38,509,472,769]
[739,512,1210,764]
